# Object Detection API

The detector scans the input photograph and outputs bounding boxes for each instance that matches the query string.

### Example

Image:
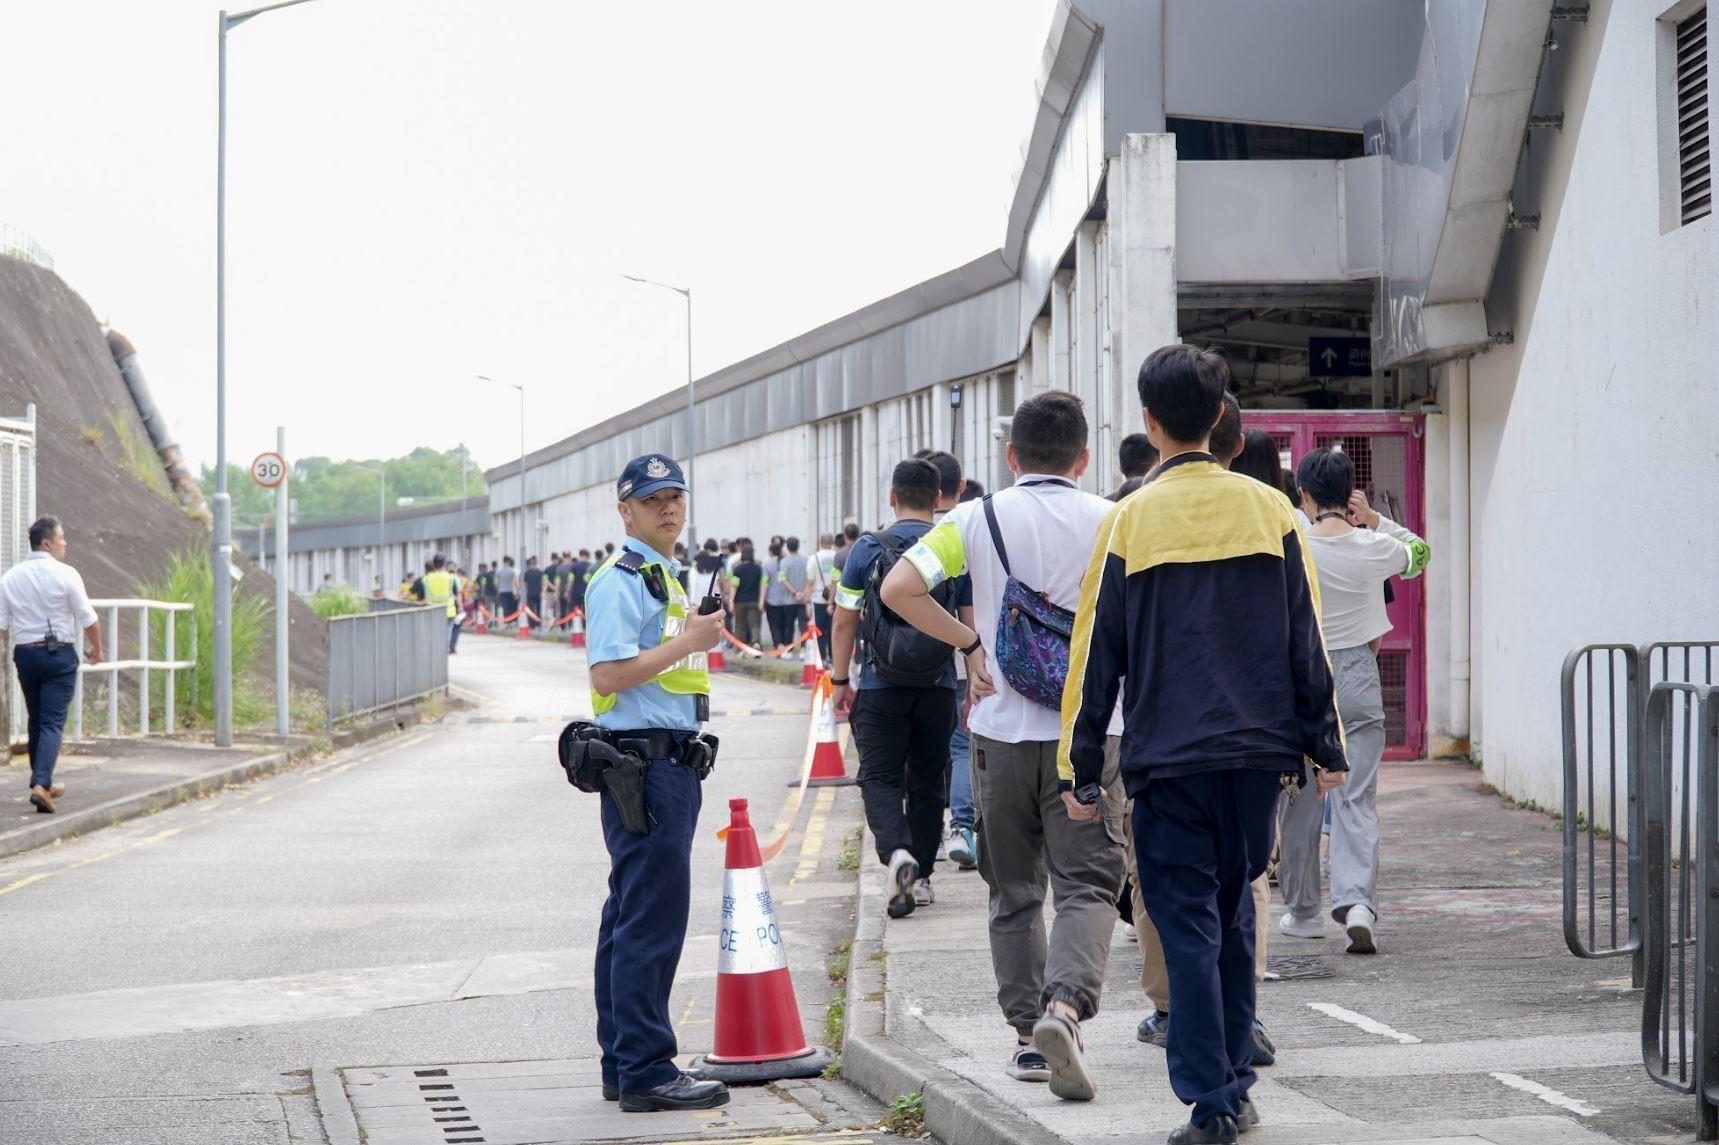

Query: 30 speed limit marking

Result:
[250,452,288,489]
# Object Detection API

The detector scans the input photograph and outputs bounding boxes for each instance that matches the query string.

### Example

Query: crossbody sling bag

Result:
[981,480,1078,710]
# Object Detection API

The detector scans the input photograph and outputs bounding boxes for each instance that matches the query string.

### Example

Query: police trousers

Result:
[595,757,703,1093]
[1133,768,1283,1124]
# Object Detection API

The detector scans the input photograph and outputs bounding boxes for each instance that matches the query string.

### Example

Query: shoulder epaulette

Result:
[616,551,646,575]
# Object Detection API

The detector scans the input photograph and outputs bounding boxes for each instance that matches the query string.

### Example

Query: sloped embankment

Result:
[0,255,328,701]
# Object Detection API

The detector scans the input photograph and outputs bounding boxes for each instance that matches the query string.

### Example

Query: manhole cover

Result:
[1265,954,1336,980]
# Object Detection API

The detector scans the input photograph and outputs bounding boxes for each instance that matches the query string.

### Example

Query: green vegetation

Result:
[200,446,486,524]
[108,409,170,497]
[310,583,371,620]
[824,939,852,1048]
[838,827,863,871]
[881,1092,926,1137]
[137,546,271,727]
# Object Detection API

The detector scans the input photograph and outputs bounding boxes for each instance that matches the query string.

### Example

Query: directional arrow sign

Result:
[1308,337,1371,378]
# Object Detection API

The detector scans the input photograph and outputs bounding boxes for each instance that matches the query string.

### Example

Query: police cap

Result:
[616,454,688,502]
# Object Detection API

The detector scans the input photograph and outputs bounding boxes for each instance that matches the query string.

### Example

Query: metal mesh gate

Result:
[1244,412,1426,758]
[0,408,38,745]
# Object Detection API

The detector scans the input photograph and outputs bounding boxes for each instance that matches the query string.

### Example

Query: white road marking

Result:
[1306,1002,1422,1044]
[1490,1071,1601,1116]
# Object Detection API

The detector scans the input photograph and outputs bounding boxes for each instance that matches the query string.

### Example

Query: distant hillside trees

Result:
[199,445,487,523]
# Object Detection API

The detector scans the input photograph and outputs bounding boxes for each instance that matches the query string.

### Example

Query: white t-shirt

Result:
[905,475,1123,744]
[1304,515,1430,650]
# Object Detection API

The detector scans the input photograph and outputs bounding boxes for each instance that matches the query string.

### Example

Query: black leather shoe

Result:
[1167,1114,1238,1144]
[601,1083,618,1102]
[1137,1009,1170,1045]
[618,1073,730,1112]
[1251,1019,1276,1066]
[1238,1098,1260,1132]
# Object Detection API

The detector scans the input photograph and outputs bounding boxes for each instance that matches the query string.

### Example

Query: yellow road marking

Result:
[0,873,48,896]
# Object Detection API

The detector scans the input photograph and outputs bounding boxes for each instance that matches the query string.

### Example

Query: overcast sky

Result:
[0,0,1054,478]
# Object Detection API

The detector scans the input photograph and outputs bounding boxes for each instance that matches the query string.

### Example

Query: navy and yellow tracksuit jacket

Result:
[1057,453,1348,797]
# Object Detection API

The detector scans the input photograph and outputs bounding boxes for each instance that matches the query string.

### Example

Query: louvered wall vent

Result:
[1678,7,1711,225]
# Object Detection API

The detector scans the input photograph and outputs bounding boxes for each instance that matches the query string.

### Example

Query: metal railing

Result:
[71,599,197,739]
[326,601,447,725]
[1562,645,1643,972]
[0,222,53,270]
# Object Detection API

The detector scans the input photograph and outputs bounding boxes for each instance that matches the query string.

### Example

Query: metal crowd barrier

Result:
[1561,641,1719,1138]
[71,599,197,739]
[1640,683,1719,1138]
[326,602,448,725]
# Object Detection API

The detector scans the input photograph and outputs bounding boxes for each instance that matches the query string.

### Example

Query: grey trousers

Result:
[1278,644,1387,923]
[972,734,1127,1034]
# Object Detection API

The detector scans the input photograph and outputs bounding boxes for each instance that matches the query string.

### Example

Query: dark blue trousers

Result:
[15,644,78,790]
[595,759,703,1094]
[1133,769,1284,1124]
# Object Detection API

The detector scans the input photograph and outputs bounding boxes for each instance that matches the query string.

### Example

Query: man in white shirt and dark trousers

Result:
[1,516,103,814]
[1278,448,1431,955]
[882,392,1125,1103]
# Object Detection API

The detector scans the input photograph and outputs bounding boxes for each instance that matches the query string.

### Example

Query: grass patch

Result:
[79,425,104,446]
[827,938,852,987]
[310,583,371,620]
[837,827,863,871]
[824,937,853,1048]
[108,409,171,498]
[820,1057,842,1081]
[823,994,846,1048]
[137,546,271,728]
[880,1092,926,1138]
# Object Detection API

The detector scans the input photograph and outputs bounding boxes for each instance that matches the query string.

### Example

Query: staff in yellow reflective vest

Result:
[417,554,463,655]
[582,453,727,1112]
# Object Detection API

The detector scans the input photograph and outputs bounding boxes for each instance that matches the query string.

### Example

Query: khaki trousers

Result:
[1125,797,1272,1012]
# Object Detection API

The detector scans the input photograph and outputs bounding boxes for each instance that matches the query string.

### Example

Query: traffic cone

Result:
[689,799,836,1084]
[569,609,586,649]
[708,642,727,671]
[800,676,855,787]
[799,628,823,688]
[474,610,488,636]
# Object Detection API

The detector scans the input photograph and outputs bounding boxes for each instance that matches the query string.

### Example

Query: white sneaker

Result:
[913,878,935,906]
[886,849,918,919]
[1120,923,1138,942]
[1344,904,1378,954]
[1280,912,1324,939]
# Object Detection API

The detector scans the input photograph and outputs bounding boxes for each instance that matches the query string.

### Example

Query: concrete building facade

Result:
[475,0,1714,809]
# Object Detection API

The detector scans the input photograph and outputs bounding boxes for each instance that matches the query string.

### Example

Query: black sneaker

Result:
[1137,1009,1170,1045]
[1251,1019,1276,1066]
[1237,1098,1260,1132]
[602,1082,618,1102]
[1167,1114,1238,1144]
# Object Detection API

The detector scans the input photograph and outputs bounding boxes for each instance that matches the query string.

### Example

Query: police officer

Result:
[584,454,728,1112]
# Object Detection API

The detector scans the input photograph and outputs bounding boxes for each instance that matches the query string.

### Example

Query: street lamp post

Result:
[215,0,320,747]
[354,463,385,593]
[621,275,695,552]
[479,376,527,571]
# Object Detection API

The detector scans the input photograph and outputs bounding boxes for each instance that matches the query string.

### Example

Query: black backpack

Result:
[858,528,958,688]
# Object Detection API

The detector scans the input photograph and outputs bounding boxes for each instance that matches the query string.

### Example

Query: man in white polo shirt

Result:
[0,516,103,814]
[881,391,1124,1104]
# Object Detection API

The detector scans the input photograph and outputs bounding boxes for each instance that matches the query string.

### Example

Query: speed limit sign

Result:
[250,452,287,489]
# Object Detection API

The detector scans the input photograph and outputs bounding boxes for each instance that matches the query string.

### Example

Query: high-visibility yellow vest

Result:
[423,569,459,619]
[587,550,710,716]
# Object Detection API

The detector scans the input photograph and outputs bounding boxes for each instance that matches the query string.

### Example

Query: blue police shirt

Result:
[585,536,701,733]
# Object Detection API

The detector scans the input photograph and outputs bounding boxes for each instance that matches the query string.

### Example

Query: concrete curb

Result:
[840,826,1065,1145]
[311,1065,360,1145]
[0,698,464,862]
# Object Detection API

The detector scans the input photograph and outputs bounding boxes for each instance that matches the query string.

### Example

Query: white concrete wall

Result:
[1465,4,1719,810]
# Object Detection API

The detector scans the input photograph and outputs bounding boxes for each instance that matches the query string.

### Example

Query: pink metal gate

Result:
[1243,412,1426,759]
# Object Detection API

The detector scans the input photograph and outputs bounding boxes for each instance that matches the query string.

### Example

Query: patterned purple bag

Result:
[983,495,1076,710]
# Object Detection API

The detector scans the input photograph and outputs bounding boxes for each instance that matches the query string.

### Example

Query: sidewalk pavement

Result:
[842,759,1698,1145]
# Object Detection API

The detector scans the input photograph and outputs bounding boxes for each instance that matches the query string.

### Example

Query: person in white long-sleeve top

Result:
[0,516,103,814]
[1277,450,1431,956]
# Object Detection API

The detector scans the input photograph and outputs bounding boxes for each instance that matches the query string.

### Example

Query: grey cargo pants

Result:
[1278,644,1387,923]
[972,733,1126,1035]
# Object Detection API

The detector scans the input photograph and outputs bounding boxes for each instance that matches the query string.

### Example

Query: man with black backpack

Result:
[830,458,972,921]
[879,391,1123,1103]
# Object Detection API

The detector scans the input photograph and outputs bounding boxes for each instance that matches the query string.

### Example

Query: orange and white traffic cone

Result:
[516,614,532,640]
[799,627,823,688]
[689,798,837,1084]
[708,641,727,672]
[801,675,855,788]
[474,609,489,636]
[569,609,586,649]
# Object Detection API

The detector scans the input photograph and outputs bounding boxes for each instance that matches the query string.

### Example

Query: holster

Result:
[556,720,656,836]
[682,732,720,780]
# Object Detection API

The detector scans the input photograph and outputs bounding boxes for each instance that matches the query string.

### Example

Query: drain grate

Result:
[414,1073,483,1143]
[1266,953,1336,980]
